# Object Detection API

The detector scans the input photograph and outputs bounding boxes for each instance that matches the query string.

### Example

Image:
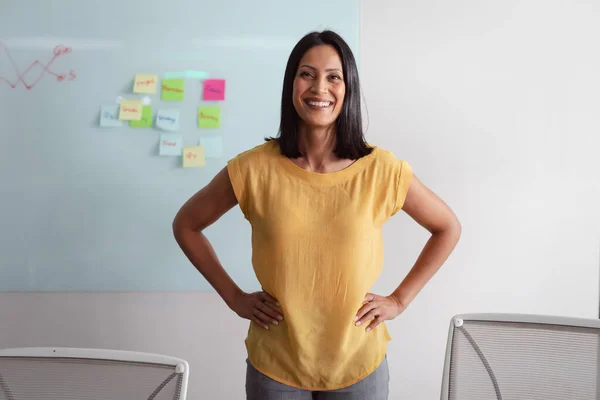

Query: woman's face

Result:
[292,45,345,130]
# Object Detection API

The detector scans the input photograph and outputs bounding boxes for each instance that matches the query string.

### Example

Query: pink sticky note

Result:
[203,79,226,101]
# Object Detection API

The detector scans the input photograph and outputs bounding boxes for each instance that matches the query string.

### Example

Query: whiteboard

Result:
[0,0,360,291]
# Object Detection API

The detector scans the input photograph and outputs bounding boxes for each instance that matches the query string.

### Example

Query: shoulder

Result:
[368,145,412,174]
[228,140,280,170]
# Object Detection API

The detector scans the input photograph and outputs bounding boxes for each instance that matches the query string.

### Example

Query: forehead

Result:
[298,45,342,70]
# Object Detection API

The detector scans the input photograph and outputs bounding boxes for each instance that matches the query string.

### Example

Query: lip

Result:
[303,98,334,108]
[303,97,333,103]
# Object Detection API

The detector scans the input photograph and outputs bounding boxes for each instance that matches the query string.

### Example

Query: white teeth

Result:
[307,101,331,107]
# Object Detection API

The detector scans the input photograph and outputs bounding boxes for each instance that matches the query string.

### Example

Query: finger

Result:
[363,293,376,303]
[260,292,281,307]
[355,302,377,323]
[263,300,282,313]
[257,302,283,322]
[356,308,379,327]
[253,308,278,327]
[366,316,384,332]
[251,316,269,330]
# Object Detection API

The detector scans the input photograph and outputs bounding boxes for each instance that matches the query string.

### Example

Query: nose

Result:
[311,76,328,93]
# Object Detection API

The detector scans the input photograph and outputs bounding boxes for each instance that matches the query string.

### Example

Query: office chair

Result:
[0,347,189,400]
[440,313,600,399]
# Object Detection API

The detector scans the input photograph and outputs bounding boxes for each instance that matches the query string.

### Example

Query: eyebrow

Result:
[299,64,342,73]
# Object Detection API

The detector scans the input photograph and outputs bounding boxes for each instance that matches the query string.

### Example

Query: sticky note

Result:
[182,146,205,167]
[203,79,225,101]
[119,100,143,120]
[200,136,223,158]
[156,109,180,131]
[130,105,153,127]
[159,134,183,156]
[133,74,157,94]
[100,105,123,127]
[162,79,184,101]
[198,106,220,128]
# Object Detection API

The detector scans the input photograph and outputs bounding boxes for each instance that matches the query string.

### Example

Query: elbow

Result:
[172,211,205,241]
[172,212,187,242]
[432,214,462,243]
[447,215,462,244]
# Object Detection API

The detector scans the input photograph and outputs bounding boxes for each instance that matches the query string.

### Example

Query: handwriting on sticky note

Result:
[119,100,143,120]
[183,146,205,167]
[203,79,225,101]
[133,74,157,94]
[198,106,220,128]
[100,105,123,127]
[130,105,153,127]
[156,109,180,131]
[161,79,184,101]
[159,134,183,156]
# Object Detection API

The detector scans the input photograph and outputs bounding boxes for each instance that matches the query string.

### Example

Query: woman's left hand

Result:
[354,293,406,332]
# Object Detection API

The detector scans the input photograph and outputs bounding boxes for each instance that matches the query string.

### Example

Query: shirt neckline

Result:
[269,141,379,185]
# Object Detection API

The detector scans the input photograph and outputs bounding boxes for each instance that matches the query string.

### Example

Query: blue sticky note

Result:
[100,105,123,127]
[159,134,183,156]
[156,109,180,131]
[185,70,209,79]
[200,136,223,158]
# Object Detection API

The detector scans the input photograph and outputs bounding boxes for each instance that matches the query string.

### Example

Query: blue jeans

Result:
[245,356,389,400]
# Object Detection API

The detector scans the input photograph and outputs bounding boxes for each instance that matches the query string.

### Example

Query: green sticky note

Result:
[161,79,184,101]
[130,105,153,127]
[198,106,220,128]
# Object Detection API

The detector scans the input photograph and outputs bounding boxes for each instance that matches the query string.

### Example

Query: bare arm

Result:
[172,167,282,329]
[389,174,462,307]
[172,167,242,308]
[355,174,462,331]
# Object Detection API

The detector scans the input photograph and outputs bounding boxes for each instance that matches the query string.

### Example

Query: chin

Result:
[304,118,336,130]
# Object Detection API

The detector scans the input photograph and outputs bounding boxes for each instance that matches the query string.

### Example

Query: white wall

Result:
[2,1,600,399]
[361,0,600,397]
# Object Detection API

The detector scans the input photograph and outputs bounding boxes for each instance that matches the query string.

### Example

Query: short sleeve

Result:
[391,160,413,216]
[225,143,271,220]
[226,153,250,220]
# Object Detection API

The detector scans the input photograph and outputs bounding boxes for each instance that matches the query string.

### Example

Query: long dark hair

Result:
[266,30,372,160]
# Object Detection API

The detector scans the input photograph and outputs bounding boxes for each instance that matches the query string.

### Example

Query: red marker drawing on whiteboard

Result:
[0,42,76,89]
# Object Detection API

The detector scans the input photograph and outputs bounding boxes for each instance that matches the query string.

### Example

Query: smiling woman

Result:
[172,30,462,400]
[268,31,371,163]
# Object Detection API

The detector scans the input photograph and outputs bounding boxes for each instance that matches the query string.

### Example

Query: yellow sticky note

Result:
[133,74,157,94]
[119,100,143,120]
[182,146,205,168]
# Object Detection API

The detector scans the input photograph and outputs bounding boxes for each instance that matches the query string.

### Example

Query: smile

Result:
[304,99,333,109]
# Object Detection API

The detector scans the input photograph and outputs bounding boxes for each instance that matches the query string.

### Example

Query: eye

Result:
[329,74,342,81]
[299,71,313,78]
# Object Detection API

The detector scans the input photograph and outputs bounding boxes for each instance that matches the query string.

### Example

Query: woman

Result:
[172,30,461,399]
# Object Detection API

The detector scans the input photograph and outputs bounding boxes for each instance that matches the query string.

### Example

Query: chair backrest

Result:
[440,313,600,400]
[0,347,189,400]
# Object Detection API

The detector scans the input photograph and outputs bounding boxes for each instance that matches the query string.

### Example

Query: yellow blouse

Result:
[227,140,413,390]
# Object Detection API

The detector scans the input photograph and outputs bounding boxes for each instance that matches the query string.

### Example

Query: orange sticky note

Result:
[182,146,205,168]
[133,74,158,94]
[119,100,143,120]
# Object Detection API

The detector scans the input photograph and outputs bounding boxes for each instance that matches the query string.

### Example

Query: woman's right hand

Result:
[231,291,283,329]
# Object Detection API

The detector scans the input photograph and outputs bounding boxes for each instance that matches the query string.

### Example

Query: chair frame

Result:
[440,313,600,400]
[0,346,189,400]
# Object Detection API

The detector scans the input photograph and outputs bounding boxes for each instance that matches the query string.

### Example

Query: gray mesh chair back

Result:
[0,347,189,400]
[440,313,600,400]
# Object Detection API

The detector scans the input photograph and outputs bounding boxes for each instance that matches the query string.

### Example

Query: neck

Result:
[297,124,337,166]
